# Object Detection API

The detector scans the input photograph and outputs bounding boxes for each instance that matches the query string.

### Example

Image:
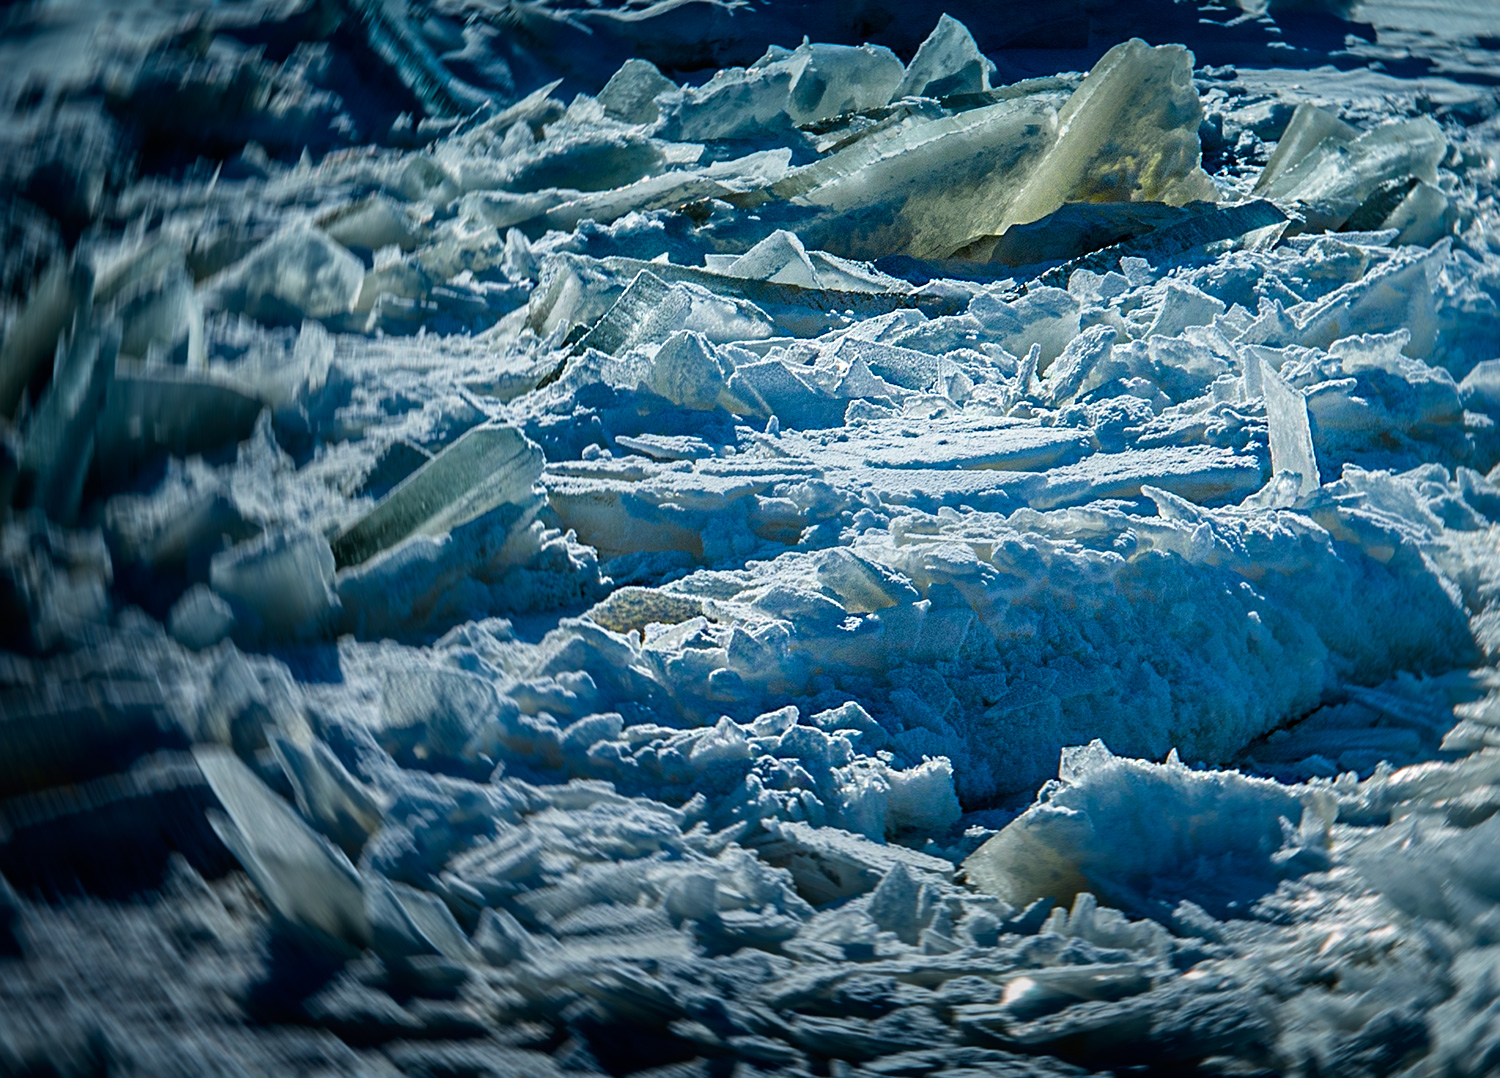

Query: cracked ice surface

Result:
[4,1,1500,1075]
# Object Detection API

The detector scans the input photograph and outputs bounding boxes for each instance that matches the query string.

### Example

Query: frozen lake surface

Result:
[3,0,1500,1074]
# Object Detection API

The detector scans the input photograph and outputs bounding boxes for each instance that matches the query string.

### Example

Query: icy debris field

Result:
[5,0,1500,1074]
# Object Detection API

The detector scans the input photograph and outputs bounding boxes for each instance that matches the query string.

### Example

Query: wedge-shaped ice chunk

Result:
[1000,37,1218,228]
[18,320,117,525]
[576,270,774,356]
[963,741,1313,918]
[1260,116,1447,232]
[644,330,732,411]
[787,93,1061,259]
[894,14,995,99]
[598,58,677,125]
[1145,280,1225,339]
[725,230,821,289]
[194,745,370,951]
[0,258,92,420]
[331,424,545,569]
[318,194,426,253]
[168,583,236,651]
[116,265,204,367]
[270,732,383,860]
[367,876,480,962]
[792,39,1213,260]
[1252,102,1358,197]
[1385,180,1452,246]
[1460,359,1500,416]
[94,362,264,484]
[210,530,339,642]
[212,228,364,324]
[674,41,903,139]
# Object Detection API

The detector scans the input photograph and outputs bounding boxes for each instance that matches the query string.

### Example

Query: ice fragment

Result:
[331,424,544,569]
[194,745,370,951]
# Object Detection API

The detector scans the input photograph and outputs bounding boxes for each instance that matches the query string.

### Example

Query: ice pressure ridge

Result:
[3,6,1500,1076]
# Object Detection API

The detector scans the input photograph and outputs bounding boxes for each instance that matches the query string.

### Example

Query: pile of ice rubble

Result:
[5,10,1500,1075]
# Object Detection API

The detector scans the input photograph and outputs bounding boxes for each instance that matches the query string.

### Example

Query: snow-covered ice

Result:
[3,1,1500,1074]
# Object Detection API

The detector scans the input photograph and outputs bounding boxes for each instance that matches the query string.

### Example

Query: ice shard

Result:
[573,270,774,356]
[210,530,339,642]
[893,13,996,100]
[16,320,117,524]
[1252,102,1358,198]
[1258,115,1448,232]
[331,424,545,569]
[999,38,1218,227]
[0,258,92,420]
[787,38,1216,260]
[194,746,370,951]
[1260,357,1320,498]
[209,228,364,325]
[597,59,677,126]
[673,41,903,140]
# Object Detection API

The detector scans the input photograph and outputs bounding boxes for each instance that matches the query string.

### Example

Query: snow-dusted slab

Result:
[332,424,544,569]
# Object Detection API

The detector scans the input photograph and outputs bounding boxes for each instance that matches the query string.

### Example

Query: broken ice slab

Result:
[534,149,794,234]
[598,58,677,125]
[93,362,265,485]
[1026,445,1264,511]
[0,258,93,420]
[893,14,995,100]
[367,875,480,963]
[1260,358,1320,499]
[787,38,1215,260]
[269,732,383,860]
[963,741,1308,917]
[1261,116,1448,233]
[858,418,1093,472]
[210,530,339,642]
[1384,181,1454,247]
[1252,103,1359,198]
[751,819,953,906]
[317,194,427,253]
[613,433,719,461]
[331,424,545,569]
[529,254,943,348]
[194,745,370,952]
[574,271,775,357]
[724,358,849,429]
[17,320,117,525]
[783,93,1062,260]
[672,41,903,140]
[208,228,364,325]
